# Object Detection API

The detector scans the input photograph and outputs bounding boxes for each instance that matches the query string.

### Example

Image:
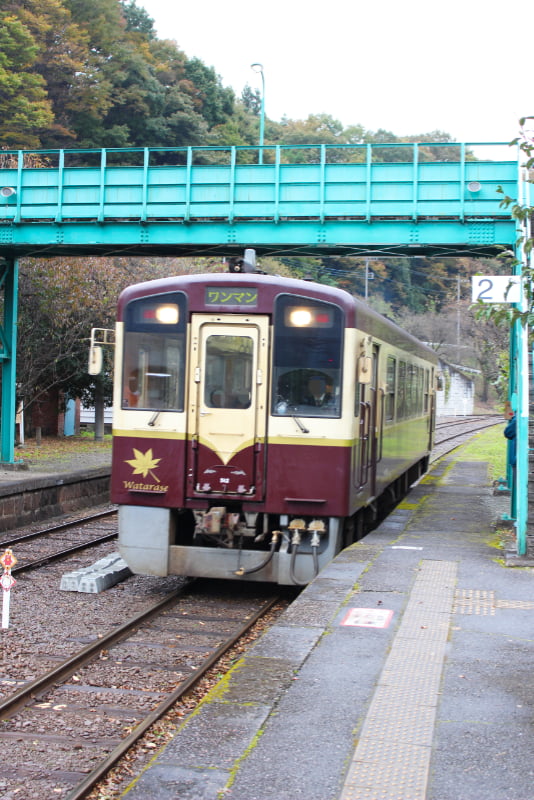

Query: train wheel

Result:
[342,511,366,547]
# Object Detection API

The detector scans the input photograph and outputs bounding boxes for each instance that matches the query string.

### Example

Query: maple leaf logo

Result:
[125,448,161,482]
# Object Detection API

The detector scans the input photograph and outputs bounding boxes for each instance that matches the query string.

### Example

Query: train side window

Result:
[407,365,414,417]
[424,369,430,412]
[410,364,419,416]
[418,368,424,414]
[386,356,396,421]
[122,293,186,411]
[397,361,406,419]
[272,295,343,418]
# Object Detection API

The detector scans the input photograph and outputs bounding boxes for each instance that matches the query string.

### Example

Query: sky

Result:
[138,0,532,147]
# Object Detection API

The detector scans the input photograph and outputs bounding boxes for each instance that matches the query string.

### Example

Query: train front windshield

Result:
[272,294,343,417]
[122,293,187,411]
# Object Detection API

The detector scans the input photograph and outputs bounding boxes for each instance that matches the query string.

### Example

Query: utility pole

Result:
[457,275,461,362]
[364,257,377,301]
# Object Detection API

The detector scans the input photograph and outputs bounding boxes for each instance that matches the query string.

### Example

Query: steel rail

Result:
[0,583,194,720]
[12,531,117,574]
[64,593,281,800]
[431,419,502,462]
[0,508,117,548]
[434,414,501,429]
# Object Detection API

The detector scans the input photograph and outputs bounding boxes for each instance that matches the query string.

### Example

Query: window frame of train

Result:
[385,356,396,422]
[121,291,188,411]
[397,360,407,419]
[424,369,430,413]
[271,294,344,418]
[203,334,254,410]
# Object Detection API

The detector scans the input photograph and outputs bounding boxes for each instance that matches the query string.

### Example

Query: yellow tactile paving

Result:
[452,589,534,615]
[340,560,457,800]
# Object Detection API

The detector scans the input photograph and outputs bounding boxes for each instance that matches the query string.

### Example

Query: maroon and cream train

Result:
[110,269,437,586]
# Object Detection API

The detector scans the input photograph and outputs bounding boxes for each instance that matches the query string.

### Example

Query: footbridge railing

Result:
[0,141,519,228]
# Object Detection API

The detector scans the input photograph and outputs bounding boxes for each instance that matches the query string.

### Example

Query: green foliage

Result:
[0,12,54,147]
[1,0,499,417]
[0,0,460,159]
[493,350,510,404]
[476,118,534,331]
[241,85,262,116]
[14,255,210,412]
[120,0,157,38]
[184,58,235,129]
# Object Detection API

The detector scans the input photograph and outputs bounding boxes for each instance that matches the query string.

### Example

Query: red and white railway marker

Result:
[0,549,17,629]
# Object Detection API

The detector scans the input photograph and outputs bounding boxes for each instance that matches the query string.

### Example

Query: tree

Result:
[470,118,534,407]
[269,114,366,163]
[1,0,235,150]
[183,58,235,129]
[0,13,53,148]
[14,255,211,435]
[16,258,118,420]
[241,85,261,116]
[7,0,114,149]
[120,0,157,38]
[481,118,534,328]
[398,300,507,405]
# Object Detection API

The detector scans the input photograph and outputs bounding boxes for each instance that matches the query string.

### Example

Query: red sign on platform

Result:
[341,608,394,628]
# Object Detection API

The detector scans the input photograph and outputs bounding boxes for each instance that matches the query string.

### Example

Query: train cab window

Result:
[122,293,186,411]
[424,369,430,413]
[204,335,253,409]
[386,356,396,421]
[272,295,343,418]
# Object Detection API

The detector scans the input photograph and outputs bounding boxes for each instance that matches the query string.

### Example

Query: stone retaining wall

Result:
[0,468,111,532]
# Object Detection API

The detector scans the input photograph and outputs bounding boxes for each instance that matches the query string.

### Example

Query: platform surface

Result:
[100,457,534,798]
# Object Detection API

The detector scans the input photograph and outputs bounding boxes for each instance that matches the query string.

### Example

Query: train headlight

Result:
[155,304,179,324]
[287,308,313,327]
[285,305,334,328]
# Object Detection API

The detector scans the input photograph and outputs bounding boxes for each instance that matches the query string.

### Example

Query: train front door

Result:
[186,316,269,500]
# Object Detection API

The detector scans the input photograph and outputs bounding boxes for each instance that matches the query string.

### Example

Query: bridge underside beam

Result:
[0,219,516,259]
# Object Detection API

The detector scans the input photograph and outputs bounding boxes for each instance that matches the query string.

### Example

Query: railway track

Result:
[0,508,118,572]
[431,414,503,462]
[0,413,503,799]
[0,580,286,800]
[434,414,501,430]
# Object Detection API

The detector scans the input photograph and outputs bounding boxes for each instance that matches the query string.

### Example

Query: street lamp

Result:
[251,63,265,164]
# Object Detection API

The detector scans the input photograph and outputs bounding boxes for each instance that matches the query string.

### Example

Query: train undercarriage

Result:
[118,456,428,586]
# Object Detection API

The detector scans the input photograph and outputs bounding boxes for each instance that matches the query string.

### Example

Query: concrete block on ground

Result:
[60,552,131,592]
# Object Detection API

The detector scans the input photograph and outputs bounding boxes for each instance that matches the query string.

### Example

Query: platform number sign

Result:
[472,276,522,304]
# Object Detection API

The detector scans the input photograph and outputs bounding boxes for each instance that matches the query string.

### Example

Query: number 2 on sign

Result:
[471,276,521,304]
[475,278,494,301]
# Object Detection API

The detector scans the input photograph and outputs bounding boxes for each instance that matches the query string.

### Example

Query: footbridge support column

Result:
[0,258,19,465]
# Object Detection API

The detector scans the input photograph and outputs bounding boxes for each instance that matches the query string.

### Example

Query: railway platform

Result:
[0,445,111,531]
[118,455,534,800]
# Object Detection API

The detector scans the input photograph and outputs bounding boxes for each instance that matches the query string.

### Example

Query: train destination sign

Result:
[472,275,522,304]
[205,288,258,307]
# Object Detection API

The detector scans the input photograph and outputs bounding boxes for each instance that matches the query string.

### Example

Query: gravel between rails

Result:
[0,521,290,800]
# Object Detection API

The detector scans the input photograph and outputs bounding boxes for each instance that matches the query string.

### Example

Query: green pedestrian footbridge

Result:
[0,141,521,256]
[0,140,528,552]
